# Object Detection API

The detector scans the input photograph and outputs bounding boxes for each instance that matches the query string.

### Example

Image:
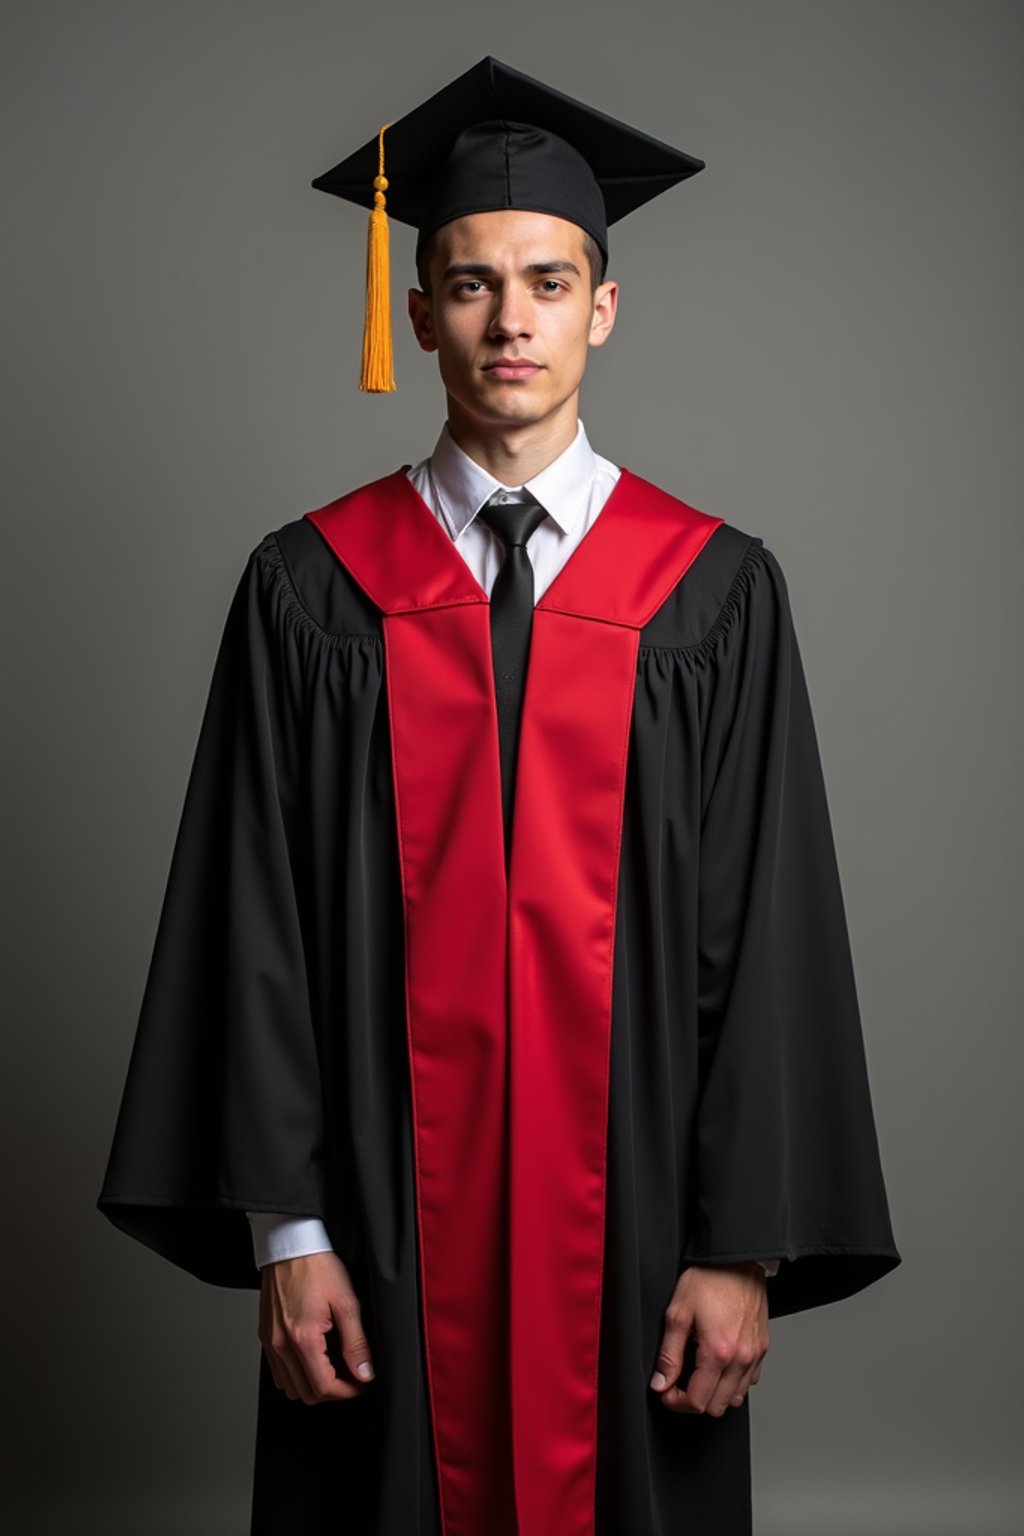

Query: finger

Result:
[706,1357,750,1417]
[656,1337,722,1416]
[259,1317,311,1401]
[290,1320,360,1403]
[281,1357,309,1403]
[258,1284,298,1399]
[727,1358,760,1409]
[748,1330,770,1390]
[672,1345,725,1416]
[656,1381,706,1414]
[648,1304,693,1398]
[331,1294,376,1388]
[261,1317,322,1405]
[659,1371,724,1414]
[264,1349,291,1397]
[258,1320,300,1400]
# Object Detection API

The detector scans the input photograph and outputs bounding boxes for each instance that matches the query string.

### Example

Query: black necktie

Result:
[475,491,550,865]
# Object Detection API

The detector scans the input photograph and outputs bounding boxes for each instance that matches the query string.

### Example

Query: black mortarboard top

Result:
[311,56,706,392]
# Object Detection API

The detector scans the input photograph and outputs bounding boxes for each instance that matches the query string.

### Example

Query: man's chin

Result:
[457,393,550,429]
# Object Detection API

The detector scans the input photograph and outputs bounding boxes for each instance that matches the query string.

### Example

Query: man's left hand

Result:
[649,1261,770,1416]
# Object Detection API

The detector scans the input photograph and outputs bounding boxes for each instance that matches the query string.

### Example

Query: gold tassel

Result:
[359,123,396,393]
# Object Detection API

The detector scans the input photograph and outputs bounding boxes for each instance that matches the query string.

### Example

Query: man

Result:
[98,56,901,1536]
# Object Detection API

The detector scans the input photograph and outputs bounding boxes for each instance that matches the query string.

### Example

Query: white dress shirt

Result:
[246,418,780,1279]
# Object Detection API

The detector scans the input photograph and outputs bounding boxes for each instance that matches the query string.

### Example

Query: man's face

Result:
[407,209,617,433]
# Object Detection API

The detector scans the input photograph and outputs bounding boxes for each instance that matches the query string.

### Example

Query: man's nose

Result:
[488,285,532,338]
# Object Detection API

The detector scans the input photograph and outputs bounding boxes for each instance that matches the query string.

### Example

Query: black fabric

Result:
[310,54,705,251]
[415,119,611,265]
[475,492,549,864]
[97,506,901,1535]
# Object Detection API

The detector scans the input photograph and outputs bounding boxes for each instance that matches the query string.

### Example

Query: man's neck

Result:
[445,398,579,485]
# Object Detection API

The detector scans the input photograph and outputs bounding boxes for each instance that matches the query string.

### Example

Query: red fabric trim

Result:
[306,466,723,1535]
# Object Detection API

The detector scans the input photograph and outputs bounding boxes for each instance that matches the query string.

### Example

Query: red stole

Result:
[307,466,722,1536]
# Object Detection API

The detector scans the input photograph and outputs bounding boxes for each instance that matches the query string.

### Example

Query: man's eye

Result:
[539,280,564,293]
[455,280,486,294]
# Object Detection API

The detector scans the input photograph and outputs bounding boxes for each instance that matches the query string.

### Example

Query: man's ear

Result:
[588,279,619,349]
[408,288,438,353]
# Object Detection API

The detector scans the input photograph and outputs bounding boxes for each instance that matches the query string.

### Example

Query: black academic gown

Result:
[97,466,901,1536]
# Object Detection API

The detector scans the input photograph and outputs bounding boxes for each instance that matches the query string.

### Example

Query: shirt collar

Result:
[426,418,598,544]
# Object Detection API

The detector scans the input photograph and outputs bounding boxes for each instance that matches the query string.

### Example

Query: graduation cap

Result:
[311,55,706,392]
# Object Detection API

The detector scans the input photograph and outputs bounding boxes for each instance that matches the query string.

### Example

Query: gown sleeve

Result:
[682,540,902,1317]
[97,537,326,1289]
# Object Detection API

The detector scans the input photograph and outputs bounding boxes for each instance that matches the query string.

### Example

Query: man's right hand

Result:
[257,1250,375,1404]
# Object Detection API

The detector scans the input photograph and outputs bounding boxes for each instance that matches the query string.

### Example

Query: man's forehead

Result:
[435,210,588,260]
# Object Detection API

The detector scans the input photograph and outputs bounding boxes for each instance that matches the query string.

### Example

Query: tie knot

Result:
[476,491,549,550]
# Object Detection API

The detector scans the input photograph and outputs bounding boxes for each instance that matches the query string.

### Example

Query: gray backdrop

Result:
[3,2,1021,1533]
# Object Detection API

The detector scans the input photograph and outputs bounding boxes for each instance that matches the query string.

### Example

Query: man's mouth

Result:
[482,360,544,380]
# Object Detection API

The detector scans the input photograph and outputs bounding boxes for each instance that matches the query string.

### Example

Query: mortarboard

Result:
[311,55,706,392]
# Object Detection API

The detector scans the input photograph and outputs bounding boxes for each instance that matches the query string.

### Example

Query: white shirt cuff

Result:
[245,1212,334,1269]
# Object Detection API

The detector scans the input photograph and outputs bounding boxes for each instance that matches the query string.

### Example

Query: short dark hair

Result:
[415,225,607,296]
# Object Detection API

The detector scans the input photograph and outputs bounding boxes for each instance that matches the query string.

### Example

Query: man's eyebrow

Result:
[441,259,582,280]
